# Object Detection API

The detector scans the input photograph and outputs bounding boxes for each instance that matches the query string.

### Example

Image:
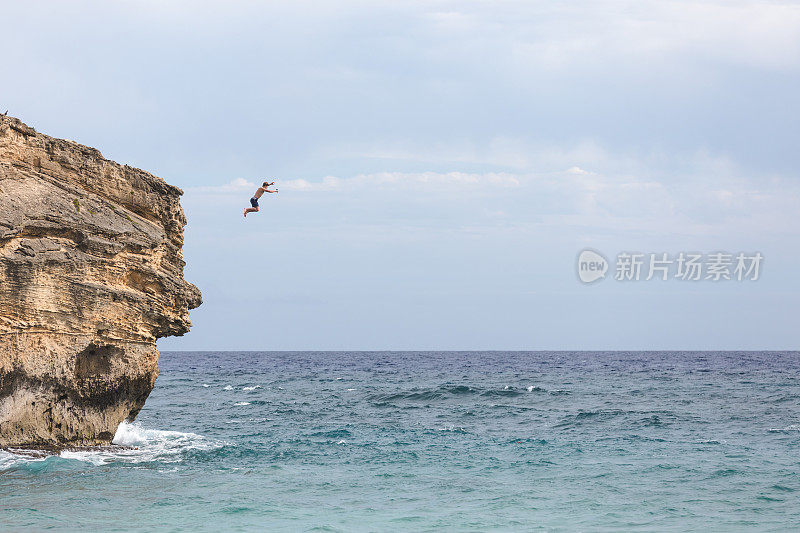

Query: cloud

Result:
[188,177,255,194]
[420,0,800,72]
[317,138,611,171]
[184,145,800,240]
[566,166,589,175]
[279,171,521,192]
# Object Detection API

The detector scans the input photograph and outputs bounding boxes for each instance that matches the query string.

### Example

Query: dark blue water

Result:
[2,351,799,531]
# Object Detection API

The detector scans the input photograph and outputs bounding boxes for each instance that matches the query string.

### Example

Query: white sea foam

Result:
[768,424,800,432]
[111,421,200,447]
[223,385,234,391]
[0,450,48,470]
[58,449,118,466]
[438,425,467,433]
[74,422,221,465]
[234,401,251,406]
[1,422,225,469]
[202,384,210,388]
[242,386,261,391]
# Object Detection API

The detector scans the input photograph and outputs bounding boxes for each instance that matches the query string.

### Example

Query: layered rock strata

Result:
[0,116,201,446]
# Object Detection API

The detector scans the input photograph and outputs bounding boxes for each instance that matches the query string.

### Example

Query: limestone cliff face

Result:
[0,116,201,447]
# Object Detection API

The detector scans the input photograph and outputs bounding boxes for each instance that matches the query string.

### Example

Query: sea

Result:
[1,351,799,531]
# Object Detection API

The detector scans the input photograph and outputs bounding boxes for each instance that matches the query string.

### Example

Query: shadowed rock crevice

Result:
[0,116,201,447]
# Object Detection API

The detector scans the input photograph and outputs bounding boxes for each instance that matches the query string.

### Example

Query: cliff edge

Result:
[0,116,201,447]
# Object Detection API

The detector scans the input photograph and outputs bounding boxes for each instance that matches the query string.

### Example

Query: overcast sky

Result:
[5,0,800,350]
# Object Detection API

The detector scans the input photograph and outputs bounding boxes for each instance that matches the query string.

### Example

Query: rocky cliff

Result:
[0,116,201,447]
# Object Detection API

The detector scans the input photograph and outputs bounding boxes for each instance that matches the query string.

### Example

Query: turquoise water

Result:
[1,351,799,531]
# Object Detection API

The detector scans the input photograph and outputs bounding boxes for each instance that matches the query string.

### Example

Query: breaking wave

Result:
[0,422,226,470]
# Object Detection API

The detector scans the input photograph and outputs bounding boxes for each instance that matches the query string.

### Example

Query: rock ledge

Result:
[0,116,201,447]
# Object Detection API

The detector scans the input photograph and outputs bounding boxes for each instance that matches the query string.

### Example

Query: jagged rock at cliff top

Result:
[0,116,201,447]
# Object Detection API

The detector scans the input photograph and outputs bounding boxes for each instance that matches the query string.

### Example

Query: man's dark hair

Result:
[262,181,269,187]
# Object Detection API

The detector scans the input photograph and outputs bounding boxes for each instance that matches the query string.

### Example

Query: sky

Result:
[4,0,800,350]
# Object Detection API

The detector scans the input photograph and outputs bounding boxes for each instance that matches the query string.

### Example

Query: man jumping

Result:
[244,181,278,218]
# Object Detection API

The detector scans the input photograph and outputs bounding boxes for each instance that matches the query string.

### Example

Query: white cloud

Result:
[184,146,800,239]
[188,177,255,194]
[420,0,800,72]
[318,138,611,171]
[566,166,590,175]
[279,171,521,191]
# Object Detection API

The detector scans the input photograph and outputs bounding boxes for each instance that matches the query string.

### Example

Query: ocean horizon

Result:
[2,350,798,531]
